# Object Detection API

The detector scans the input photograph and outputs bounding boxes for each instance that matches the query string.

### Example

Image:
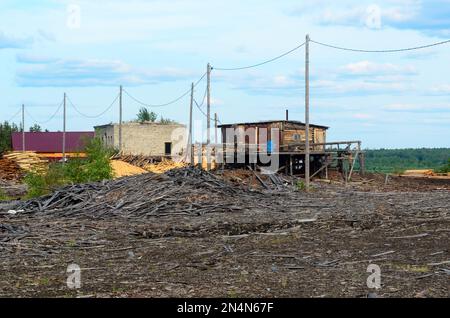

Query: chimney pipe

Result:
[285,109,289,121]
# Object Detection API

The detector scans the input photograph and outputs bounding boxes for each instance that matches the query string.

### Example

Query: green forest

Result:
[363,148,450,173]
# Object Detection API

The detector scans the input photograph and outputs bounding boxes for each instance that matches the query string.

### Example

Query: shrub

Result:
[24,163,67,198]
[435,159,450,173]
[296,180,306,191]
[0,189,13,201]
[24,138,114,198]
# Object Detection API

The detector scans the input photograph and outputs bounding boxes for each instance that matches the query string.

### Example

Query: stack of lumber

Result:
[0,157,23,181]
[111,160,148,178]
[111,154,166,168]
[3,152,48,174]
[144,159,187,174]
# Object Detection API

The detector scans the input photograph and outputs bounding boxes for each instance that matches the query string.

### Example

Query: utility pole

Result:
[206,63,212,171]
[214,113,218,144]
[63,92,66,162]
[22,104,25,152]
[119,85,123,153]
[189,82,194,165]
[305,34,311,190]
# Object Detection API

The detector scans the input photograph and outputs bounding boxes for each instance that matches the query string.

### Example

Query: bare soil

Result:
[0,170,448,298]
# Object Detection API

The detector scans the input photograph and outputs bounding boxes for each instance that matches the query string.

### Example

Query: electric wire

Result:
[24,100,64,125]
[6,108,22,123]
[67,94,120,119]
[123,72,207,108]
[195,83,208,108]
[213,41,306,71]
[194,98,222,124]
[310,38,450,53]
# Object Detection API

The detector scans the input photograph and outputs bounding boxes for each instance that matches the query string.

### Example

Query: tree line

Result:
[0,122,47,154]
[363,148,450,173]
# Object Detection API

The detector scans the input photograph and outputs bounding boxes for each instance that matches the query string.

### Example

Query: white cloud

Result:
[431,84,450,94]
[0,31,32,49]
[353,113,373,119]
[16,55,196,87]
[341,61,416,76]
[383,103,450,112]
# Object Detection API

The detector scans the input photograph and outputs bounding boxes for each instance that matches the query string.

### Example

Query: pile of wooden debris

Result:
[10,167,265,219]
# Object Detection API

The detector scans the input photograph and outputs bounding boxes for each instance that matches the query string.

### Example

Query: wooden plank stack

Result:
[3,151,48,174]
[0,157,23,181]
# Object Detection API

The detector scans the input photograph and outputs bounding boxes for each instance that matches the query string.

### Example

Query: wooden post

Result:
[197,143,202,169]
[189,83,194,165]
[290,155,293,176]
[63,93,66,162]
[119,85,123,153]
[206,63,212,171]
[214,113,218,144]
[305,34,310,189]
[359,152,366,176]
[21,104,25,152]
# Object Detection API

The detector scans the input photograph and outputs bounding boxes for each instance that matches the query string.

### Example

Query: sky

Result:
[1,0,450,149]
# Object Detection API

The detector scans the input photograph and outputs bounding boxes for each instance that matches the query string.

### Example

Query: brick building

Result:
[95,122,186,156]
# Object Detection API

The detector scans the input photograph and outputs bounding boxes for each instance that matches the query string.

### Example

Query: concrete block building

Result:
[95,122,186,156]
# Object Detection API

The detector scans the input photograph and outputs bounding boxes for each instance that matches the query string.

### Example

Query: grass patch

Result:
[0,189,13,201]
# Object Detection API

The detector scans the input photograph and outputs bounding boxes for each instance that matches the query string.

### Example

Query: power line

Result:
[123,72,207,108]
[213,41,306,71]
[25,100,64,125]
[195,83,208,108]
[194,98,221,124]
[310,38,450,53]
[67,94,120,119]
[6,108,22,123]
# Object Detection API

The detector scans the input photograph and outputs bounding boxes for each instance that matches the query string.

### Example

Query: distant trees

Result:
[29,124,42,132]
[364,148,450,173]
[0,121,19,154]
[435,158,450,173]
[137,108,157,123]
[136,108,177,125]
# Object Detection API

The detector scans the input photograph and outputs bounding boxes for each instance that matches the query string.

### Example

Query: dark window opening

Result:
[165,142,172,155]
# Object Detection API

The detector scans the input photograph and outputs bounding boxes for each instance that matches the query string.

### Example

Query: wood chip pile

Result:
[144,159,187,174]
[111,160,148,178]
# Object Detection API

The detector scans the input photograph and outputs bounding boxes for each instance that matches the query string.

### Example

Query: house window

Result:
[293,134,301,141]
[165,142,172,155]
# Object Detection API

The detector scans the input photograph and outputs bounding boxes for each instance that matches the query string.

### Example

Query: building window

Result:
[293,134,301,141]
[165,142,172,155]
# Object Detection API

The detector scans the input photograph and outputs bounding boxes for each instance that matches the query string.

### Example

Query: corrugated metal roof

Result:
[12,132,95,153]
[218,120,329,129]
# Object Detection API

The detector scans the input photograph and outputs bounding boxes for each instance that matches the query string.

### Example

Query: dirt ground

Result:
[0,169,449,298]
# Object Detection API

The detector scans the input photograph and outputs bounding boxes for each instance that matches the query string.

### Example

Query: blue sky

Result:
[1,0,450,148]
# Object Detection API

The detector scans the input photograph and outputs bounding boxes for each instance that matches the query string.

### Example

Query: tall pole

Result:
[119,85,123,153]
[214,113,218,144]
[305,34,310,190]
[207,63,211,145]
[22,104,25,152]
[206,63,212,171]
[189,82,194,165]
[63,92,66,162]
